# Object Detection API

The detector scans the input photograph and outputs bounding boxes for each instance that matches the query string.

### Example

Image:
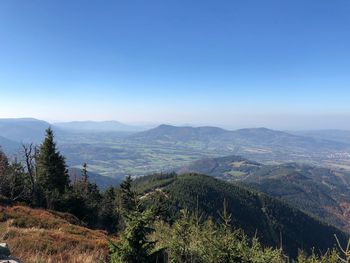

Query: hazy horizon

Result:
[1,1,350,130]
[2,115,350,131]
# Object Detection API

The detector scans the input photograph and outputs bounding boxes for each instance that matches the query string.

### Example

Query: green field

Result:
[57,130,350,179]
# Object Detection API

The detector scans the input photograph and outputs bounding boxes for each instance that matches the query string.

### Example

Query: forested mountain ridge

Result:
[131,124,347,151]
[130,124,229,141]
[133,173,348,258]
[180,155,350,233]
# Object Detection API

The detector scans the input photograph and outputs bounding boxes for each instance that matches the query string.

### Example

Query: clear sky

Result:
[1,0,350,129]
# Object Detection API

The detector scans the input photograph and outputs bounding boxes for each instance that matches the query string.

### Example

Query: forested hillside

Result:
[133,173,348,258]
[0,118,51,143]
[180,155,350,233]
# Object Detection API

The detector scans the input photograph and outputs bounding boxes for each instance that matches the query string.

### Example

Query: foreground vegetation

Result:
[111,175,350,263]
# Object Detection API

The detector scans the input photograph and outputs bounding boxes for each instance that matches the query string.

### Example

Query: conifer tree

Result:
[36,128,69,208]
[70,163,102,226]
[109,209,156,263]
[0,150,29,201]
[119,175,136,213]
[81,162,88,184]
[99,186,119,232]
[74,162,89,198]
[166,209,196,262]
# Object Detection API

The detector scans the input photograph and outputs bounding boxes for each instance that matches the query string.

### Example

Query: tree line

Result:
[0,128,121,232]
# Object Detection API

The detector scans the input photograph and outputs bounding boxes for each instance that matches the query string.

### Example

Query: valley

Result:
[58,125,350,179]
[1,118,350,182]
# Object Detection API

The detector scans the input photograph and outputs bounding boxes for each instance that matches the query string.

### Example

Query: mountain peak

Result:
[132,124,230,142]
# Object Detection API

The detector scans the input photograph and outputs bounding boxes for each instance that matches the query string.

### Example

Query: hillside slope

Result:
[0,118,51,143]
[291,130,350,145]
[0,202,111,263]
[69,167,121,190]
[180,155,350,233]
[134,173,348,258]
[0,136,20,154]
[131,124,229,142]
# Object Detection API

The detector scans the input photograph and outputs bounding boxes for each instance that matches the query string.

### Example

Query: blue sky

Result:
[0,0,350,129]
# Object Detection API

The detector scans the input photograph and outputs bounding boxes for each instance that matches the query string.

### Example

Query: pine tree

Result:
[74,163,89,198]
[99,186,119,232]
[119,175,137,213]
[8,160,27,201]
[36,128,69,208]
[214,199,248,263]
[0,151,29,201]
[166,209,196,262]
[69,163,102,226]
[109,209,156,263]
[81,162,88,184]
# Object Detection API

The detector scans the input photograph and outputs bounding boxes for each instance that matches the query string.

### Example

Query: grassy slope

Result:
[0,203,113,263]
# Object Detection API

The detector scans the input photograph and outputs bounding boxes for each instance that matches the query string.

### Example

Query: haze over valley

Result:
[1,118,350,180]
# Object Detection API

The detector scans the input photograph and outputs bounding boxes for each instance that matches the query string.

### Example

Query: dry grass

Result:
[0,205,114,263]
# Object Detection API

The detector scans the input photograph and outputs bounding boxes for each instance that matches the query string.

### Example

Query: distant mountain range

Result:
[1,118,350,178]
[179,155,350,233]
[54,120,145,132]
[131,124,229,141]
[0,118,146,143]
[133,124,349,151]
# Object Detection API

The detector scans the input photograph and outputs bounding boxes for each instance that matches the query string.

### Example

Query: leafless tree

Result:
[22,143,37,202]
